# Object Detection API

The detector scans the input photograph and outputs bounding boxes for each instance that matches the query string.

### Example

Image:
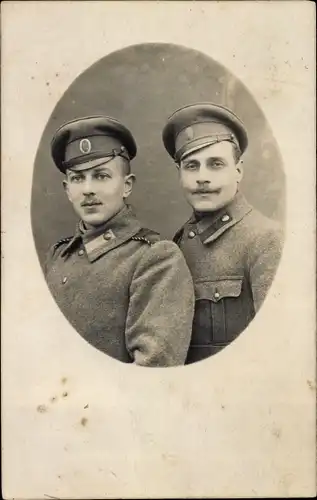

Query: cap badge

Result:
[79,138,92,154]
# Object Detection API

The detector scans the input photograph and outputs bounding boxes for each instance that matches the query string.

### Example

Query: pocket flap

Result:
[195,278,243,303]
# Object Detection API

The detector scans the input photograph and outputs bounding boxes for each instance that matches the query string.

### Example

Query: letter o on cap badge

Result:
[79,138,92,154]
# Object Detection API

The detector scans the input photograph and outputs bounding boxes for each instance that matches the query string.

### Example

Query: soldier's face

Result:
[178,141,243,213]
[63,157,134,228]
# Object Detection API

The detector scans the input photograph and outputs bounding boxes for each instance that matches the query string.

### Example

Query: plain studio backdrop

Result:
[2,1,316,499]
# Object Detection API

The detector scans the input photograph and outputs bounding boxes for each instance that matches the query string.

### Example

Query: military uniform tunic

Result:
[174,193,284,364]
[45,205,194,366]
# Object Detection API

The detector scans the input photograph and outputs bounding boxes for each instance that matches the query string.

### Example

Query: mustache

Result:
[80,199,103,207]
[192,188,221,194]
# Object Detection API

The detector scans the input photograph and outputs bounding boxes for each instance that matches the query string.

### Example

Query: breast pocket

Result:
[192,278,244,347]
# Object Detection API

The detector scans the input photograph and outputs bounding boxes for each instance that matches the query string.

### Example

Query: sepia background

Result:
[31,43,285,267]
[2,1,316,499]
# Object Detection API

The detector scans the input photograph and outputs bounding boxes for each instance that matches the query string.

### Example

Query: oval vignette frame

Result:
[31,43,286,366]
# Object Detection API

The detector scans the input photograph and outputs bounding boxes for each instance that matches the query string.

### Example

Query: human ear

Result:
[123,173,135,199]
[236,161,244,184]
[62,178,72,202]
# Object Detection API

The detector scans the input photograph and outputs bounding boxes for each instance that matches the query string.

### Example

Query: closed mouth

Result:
[193,189,220,195]
[81,201,102,207]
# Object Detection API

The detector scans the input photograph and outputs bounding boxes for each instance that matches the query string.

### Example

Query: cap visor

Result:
[66,156,114,172]
[180,139,218,161]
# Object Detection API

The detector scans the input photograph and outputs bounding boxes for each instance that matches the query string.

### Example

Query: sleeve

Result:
[248,225,284,312]
[125,240,195,367]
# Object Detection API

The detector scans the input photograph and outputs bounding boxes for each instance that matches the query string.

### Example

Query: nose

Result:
[82,177,95,195]
[196,165,211,185]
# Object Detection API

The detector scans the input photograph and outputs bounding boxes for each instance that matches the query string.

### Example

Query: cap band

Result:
[62,134,130,169]
[174,121,240,162]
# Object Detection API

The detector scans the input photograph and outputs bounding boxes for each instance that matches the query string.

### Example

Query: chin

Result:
[191,201,220,213]
[82,215,109,227]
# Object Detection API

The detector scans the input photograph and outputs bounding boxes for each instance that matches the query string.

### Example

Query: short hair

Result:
[119,156,131,176]
[231,142,242,164]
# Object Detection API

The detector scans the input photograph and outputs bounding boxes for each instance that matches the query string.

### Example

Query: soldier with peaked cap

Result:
[45,115,195,366]
[162,103,283,364]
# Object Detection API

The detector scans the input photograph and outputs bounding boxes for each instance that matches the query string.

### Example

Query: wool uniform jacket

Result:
[45,205,195,367]
[174,192,284,364]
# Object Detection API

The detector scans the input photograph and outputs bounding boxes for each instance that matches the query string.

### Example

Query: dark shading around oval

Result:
[32,43,285,366]
[32,43,285,269]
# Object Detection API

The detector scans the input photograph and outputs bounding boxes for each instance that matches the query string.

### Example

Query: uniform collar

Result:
[188,191,252,245]
[61,204,141,262]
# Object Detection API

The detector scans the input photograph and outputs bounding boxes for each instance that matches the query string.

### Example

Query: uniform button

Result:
[103,232,112,241]
[214,292,220,299]
[188,230,196,239]
[62,277,68,284]
[78,249,84,256]
[221,214,230,222]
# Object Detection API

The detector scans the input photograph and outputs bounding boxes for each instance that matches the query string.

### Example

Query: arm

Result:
[125,241,195,367]
[248,226,284,312]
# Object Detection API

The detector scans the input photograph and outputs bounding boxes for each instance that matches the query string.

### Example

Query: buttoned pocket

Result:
[192,278,244,347]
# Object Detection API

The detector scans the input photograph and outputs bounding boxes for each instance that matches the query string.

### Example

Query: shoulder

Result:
[240,208,284,265]
[132,228,183,256]
[131,228,188,269]
[44,236,73,272]
[131,228,161,246]
[241,207,284,242]
[53,236,73,250]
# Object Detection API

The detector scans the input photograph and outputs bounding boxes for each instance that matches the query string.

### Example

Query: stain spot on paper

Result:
[279,472,294,494]
[61,377,67,384]
[50,396,58,403]
[84,404,89,409]
[62,391,68,398]
[307,380,316,391]
[37,404,48,413]
[81,417,88,427]
[272,427,282,439]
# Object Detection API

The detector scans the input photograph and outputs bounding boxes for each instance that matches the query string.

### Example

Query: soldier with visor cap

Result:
[45,115,194,366]
[162,103,283,364]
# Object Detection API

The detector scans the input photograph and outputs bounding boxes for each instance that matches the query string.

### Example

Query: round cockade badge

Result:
[79,138,92,154]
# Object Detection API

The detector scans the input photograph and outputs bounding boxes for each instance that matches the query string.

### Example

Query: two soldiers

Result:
[45,104,283,366]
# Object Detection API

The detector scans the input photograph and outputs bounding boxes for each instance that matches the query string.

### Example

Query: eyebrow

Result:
[182,156,225,164]
[67,170,83,177]
[92,167,111,173]
[182,158,199,165]
[207,156,225,162]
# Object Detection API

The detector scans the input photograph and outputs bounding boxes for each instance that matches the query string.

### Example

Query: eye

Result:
[212,161,224,169]
[183,162,197,171]
[70,175,83,183]
[95,172,111,180]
